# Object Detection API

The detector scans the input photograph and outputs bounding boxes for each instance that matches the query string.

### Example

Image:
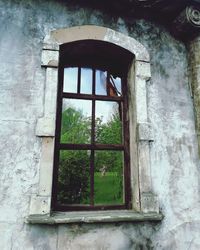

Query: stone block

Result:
[138,142,152,193]
[104,28,150,62]
[41,49,59,67]
[50,25,107,44]
[35,117,55,136]
[141,192,159,213]
[135,77,148,123]
[135,61,151,80]
[29,195,51,215]
[38,137,55,196]
[137,122,154,142]
[43,42,59,51]
[44,68,58,117]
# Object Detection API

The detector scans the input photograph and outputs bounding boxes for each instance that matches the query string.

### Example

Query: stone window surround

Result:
[27,25,162,224]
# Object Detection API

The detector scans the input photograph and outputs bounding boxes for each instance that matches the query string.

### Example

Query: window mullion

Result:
[62,92,123,101]
[90,69,96,206]
[59,144,124,150]
[90,150,94,206]
[77,67,81,94]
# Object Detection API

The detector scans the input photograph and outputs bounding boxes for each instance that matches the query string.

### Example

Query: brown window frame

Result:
[51,41,132,212]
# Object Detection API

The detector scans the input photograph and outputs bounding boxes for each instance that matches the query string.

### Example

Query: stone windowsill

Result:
[26,210,163,224]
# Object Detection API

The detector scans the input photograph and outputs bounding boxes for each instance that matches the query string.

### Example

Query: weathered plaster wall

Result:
[0,0,200,249]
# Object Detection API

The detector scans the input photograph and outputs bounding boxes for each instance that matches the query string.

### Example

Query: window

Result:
[52,41,133,211]
[28,26,161,222]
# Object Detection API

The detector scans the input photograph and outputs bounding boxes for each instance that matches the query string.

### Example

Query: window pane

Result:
[95,101,123,144]
[95,70,107,95]
[96,70,122,96]
[61,99,92,144]
[63,67,78,93]
[57,150,90,205]
[94,150,124,205]
[80,68,93,94]
[110,75,122,96]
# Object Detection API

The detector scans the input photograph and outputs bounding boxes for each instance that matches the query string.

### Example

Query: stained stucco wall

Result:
[0,0,200,249]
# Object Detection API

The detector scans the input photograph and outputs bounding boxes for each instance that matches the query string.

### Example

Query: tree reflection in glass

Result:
[60,99,92,144]
[95,101,123,144]
[57,150,90,205]
[57,66,126,207]
[96,70,122,96]
[94,150,124,205]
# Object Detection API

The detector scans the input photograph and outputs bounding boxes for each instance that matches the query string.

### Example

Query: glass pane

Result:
[61,99,92,144]
[95,101,123,144]
[57,150,90,205]
[63,67,78,93]
[94,150,124,205]
[110,75,122,96]
[96,70,122,96]
[80,68,93,94]
[96,70,107,95]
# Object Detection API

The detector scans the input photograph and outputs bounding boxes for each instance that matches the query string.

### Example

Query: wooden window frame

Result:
[52,60,131,211]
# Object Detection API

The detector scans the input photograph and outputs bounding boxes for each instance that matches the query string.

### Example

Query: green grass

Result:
[94,172,123,205]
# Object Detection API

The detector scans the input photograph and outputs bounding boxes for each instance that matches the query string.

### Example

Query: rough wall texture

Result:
[0,0,200,249]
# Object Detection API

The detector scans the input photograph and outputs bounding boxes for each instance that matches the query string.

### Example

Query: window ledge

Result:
[26,210,163,224]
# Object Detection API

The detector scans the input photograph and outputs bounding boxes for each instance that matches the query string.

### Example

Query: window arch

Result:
[28,26,160,221]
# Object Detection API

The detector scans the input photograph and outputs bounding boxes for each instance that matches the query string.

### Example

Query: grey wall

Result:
[0,0,200,249]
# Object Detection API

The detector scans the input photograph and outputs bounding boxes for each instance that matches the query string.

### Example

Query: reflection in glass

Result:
[63,67,78,93]
[61,99,92,144]
[95,101,123,144]
[94,150,124,205]
[96,70,107,95]
[57,150,90,205]
[80,68,93,94]
[110,75,122,96]
[96,70,122,96]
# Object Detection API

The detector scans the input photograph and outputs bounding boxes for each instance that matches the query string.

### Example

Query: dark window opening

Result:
[52,40,132,211]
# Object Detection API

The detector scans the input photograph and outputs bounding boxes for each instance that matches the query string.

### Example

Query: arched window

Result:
[52,40,133,211]
[28,26,161,223]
